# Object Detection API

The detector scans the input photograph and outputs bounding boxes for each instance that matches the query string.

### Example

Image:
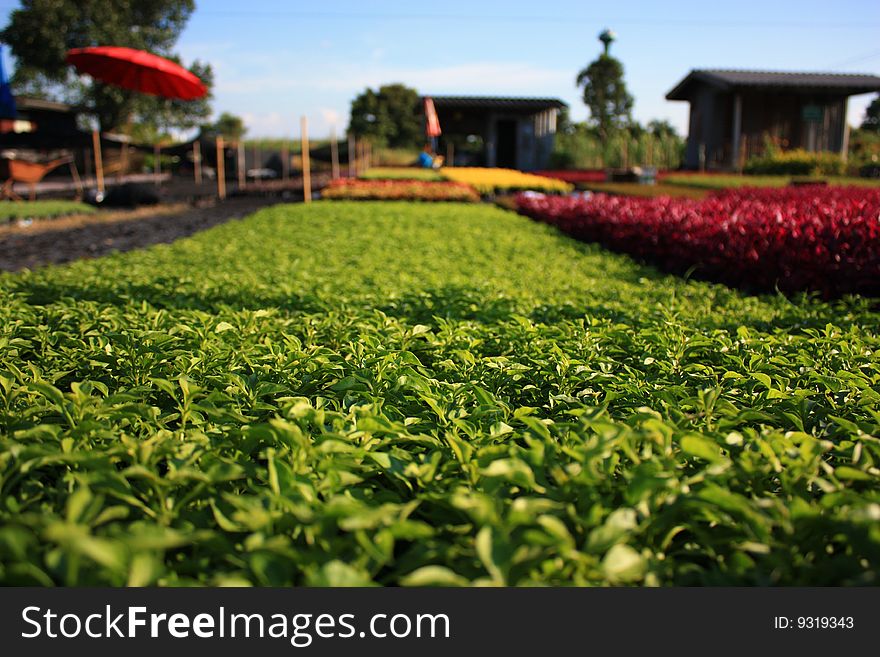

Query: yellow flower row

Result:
[440,167,574,195]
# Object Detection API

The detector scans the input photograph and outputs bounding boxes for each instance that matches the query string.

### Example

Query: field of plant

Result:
[440,168,573,195]
[321,179,479,202]
[533,170,607,184]
[662,174,880,190]
[1,200,96,221]
[1,201,878,587]
[516,186,880,297]
[574,183,710,200]
[360,168,444,182]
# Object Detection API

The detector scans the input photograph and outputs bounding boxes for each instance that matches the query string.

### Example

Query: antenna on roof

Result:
[599,29,616,55]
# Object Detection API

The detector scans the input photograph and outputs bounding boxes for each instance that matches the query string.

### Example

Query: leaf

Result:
[400,566,469,587]
[680,433,725,463]
[481,458,546,493]
[601,544,646,583]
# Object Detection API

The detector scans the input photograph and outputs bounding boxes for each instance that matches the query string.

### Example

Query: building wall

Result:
[435,105,558,170]
[684,86,849,170]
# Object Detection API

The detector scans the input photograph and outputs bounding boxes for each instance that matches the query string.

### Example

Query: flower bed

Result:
[360,167,444,182]
[441,167,573,195]
[533,169,607,184]
[321,178,479,202]
[516,186,880,297]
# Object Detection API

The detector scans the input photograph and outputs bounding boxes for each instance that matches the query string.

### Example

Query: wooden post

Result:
[216,136,226,199]
[237,141,246,189]
[154,144,161,185]
[92,130,104,194]
[193,140,202,184]
[330,127,340,179]
[347,134,356,177]
[282,139,290,182]
[301,116,311,204]
[731,93,743,171]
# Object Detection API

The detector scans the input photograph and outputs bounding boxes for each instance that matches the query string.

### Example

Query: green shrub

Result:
[744,149,846,176]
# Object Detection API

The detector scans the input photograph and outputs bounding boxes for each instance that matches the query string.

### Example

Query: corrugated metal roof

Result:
[666,69,880,100]
[426,96,567,110]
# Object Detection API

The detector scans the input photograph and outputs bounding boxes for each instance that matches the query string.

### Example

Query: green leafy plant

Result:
[1,201,878,586]
[1,200,96,221]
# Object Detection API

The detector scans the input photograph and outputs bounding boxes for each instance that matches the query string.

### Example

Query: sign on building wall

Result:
[802,105,824,122]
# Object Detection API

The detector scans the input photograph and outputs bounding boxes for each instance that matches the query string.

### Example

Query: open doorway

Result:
[495,119,517,169]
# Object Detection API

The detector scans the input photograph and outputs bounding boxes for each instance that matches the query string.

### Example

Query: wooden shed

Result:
[666,70,880,170]
[425,96,566,170]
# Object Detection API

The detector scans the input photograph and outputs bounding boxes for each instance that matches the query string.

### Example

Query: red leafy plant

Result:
[516,186,880,297]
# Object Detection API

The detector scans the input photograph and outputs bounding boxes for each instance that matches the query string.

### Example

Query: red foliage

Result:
[321,179,479,202]
[533,170,607,184]
[515,186,880,297]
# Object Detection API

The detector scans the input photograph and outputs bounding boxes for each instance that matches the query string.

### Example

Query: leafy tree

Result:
[861,94,880,132]
[1,0,212,133]
[203,112,247,142]
[647,119,679,139]
[348,83,421,148]
[576,50,634,143]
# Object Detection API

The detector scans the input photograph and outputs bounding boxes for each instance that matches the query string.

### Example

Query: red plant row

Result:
[321,179,479,202]
[516,186,880,297]
[533,170,608,184]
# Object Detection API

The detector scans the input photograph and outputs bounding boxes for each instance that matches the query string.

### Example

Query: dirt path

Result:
[0,196,282,272]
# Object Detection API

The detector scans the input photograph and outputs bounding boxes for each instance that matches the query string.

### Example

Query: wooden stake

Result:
[216,136,226,199]
[154,144,161,185]
[92,129,104,193]
[301,116,311,204]
[237,141,246,189]
[282,139,290,182]
[330,127,340,179]
[193,140,202,184]
[347,134,356,177]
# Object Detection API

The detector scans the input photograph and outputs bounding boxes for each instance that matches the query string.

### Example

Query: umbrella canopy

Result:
[66,46,207,100]
[424,97,442,138]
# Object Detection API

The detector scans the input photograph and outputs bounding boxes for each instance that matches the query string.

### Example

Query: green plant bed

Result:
[576,182,710,199]
[0,200,96,221]
[1,201,878,586]
[663,174,880,190]
[360,167,444,181]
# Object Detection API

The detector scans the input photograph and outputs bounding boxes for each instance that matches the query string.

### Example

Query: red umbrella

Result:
[66,46,207,100]
[424,97,442,138]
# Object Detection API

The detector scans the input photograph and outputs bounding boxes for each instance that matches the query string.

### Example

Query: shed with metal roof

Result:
[423,96,566,170]
[666,70,880,170]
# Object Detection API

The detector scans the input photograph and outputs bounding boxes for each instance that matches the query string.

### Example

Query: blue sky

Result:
[3,0,880,138]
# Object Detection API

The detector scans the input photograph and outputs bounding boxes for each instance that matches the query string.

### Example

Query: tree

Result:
[348,83,421,148]
[575,34,634,143]
[1,0,212,134]
[647,120,679,139]
[203,112,247,142]
[861,94,880,132]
